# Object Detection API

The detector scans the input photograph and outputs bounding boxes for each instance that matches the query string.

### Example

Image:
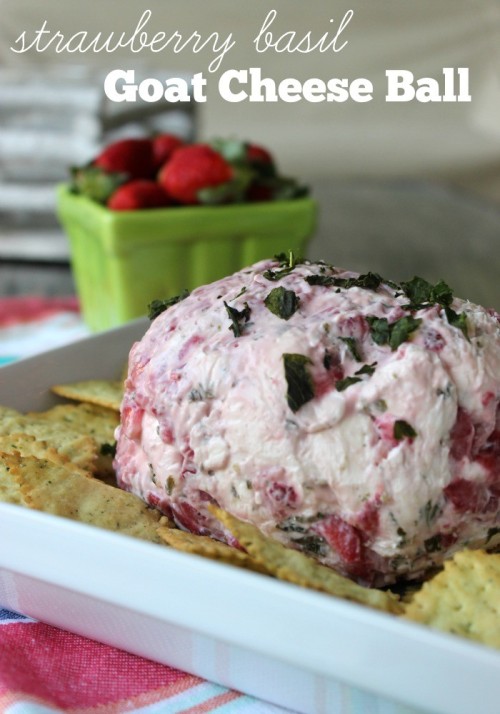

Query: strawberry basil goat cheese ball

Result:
[114,255,500,586]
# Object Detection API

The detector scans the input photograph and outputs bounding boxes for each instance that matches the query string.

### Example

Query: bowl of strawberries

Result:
[57,134,316,331]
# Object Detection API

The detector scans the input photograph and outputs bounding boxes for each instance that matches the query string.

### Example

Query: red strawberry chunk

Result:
[444,478,489,513]
[316,514,364,564]
[172,501,206,534]
[266,481,298,509]
[356,501,380,537]
[449,407,474,461]
[477,428,500,478]
[423,328,445,352]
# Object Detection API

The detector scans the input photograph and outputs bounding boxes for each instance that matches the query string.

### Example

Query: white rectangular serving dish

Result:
[1,319,500,714]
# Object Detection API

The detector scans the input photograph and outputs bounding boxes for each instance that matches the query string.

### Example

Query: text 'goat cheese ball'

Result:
[115,255,500,586]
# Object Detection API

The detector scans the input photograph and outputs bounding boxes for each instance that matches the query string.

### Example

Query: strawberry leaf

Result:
[70,166,128,204]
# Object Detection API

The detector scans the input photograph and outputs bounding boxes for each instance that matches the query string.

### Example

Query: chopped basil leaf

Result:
[166,476,175,495]
[274,250,302,268]
[292,534,328,556]
[148,289,190,320]
[335,376,362,391]
[283,353,315,412]
[264,286,299,320]
[393,420,417,440]
[340,337,362,361]
[224,301,251,337]
[232,286,247,300]
[424,534,442,553]
[444,306,469,339]
[277,516,308,533]
[264,250,304,281]
[400,276,453,310]
[305,274,337,287]
[421,500,441,527]
[366,316,391,346]
[355,362,377,376]
[366,315,421,350]
[336,272,383,291]
[389,316,422,350]
[306,271,393,292]
[396,527,408,547]
[100,442,116,457]
[486,527,500,543]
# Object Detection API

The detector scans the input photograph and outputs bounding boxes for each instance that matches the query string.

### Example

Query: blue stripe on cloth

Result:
[0,608,35,623]
[0,356,17,367]
[102,682,237,714]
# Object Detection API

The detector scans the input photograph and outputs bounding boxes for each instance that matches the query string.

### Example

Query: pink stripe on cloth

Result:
[0,296,80,328]
[180,690,243,714]
[0,621,201,711]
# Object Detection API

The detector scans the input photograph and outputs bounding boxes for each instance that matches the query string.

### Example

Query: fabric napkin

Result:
[0,609,298,713]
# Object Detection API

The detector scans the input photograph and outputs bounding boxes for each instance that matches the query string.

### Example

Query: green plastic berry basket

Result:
[56,185,317,332]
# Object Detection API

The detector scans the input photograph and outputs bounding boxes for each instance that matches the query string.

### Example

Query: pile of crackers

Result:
[1,378,499,649]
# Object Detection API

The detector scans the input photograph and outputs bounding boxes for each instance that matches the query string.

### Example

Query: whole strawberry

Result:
[94,138,155,180]
[158,144,233,205]
[107,180,171,211]
[152,133,185,171]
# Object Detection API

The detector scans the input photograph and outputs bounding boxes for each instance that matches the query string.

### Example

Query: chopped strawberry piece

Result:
[178,334,204,362]
[316,514,364,564]
[482,391,495,408]
[147,493,174,519]
[374,414,398,447]
[266,481,298,509]
[423,328,445,352]
[444,478,488,512]
[172,501,206,534]
[120,403,144,439]
[356,501,380,536]
[449,407,474,461]
[477,428,500,477]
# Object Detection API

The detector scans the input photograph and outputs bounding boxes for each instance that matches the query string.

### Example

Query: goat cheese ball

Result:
[115,256,500,586]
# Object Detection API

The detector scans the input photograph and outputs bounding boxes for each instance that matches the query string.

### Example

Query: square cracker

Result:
[209,506,402,614]
[404,549,500,648]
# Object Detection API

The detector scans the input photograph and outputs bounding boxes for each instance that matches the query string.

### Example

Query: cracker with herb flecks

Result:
[51,379,124,412]
[0,405,99,472]
[404,549,500,648]
[0,455,28,505]
[29,402,119,445]
[157,526,270,574]
[0,433,91,478]
[9,452,171,543]
[209,506,402,614]
[26,402,119,479]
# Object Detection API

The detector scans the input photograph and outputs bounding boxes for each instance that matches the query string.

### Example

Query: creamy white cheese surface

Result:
[115,257,500,585]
